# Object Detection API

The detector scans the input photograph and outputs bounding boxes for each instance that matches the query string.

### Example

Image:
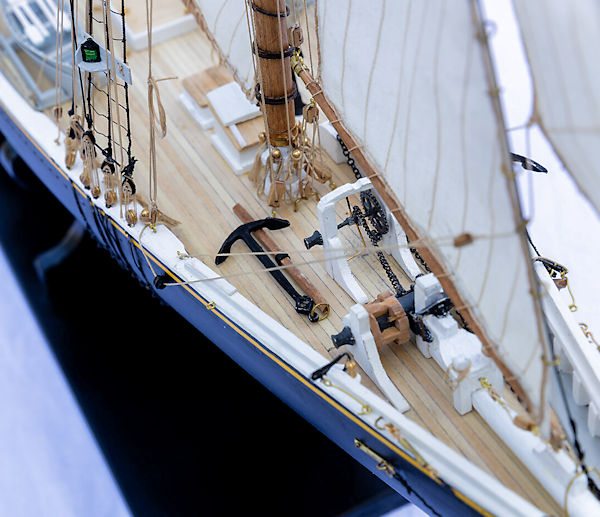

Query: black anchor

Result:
[216,217,319,322]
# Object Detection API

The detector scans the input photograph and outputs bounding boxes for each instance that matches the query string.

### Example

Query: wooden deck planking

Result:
[121,0,190,36]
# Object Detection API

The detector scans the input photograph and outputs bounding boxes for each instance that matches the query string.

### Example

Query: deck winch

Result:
[331,285,453,351]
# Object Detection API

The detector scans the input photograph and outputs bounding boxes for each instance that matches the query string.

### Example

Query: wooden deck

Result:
[2,2,563,514]
[123,1,189,35]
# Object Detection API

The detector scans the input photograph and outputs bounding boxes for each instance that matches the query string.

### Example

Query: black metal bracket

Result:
[251,2,290,17]
[153,273,171,290]
[252,42,296,60]
[255,83,298,106]
[510,152,547,173]
[415,296,453,317]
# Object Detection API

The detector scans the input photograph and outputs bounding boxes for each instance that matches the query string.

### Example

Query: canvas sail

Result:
[184,0,254,95]
[314,0,548,419]
[512,0,600,215]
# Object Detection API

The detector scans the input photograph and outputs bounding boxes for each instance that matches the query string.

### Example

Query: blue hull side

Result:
[0,104,487,517]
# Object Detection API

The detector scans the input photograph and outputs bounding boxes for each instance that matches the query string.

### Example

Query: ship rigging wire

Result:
[140,229,519,290]
[79,0,133,171]
[54,0,65,141]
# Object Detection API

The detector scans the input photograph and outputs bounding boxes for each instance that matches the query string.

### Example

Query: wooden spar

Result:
[252,0,296,146]
[470,0,550,427]
[293,64,536,418]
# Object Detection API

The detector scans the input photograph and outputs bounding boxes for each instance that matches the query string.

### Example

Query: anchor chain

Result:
[337,135,405,296]
[337,134,362,180]
[339,127,432,278]
[406,235,431,274]
[351,199,405,297]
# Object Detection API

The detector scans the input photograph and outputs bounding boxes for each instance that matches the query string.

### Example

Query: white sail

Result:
[315,0,546,414]
[188,0,254,95]
[512,0,600,215]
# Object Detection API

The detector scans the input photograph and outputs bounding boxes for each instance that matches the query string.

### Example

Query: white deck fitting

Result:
[342,304,410,413]
[318,178,372,303]
[317,178,419,303]
[179,90,215,130]
[210,125,256,176]
[413,274,503,415]
[473,390,599,517]
[120,13,197,52]
[207,82,259,126]
[381,215,421,281]
[206,82,261,175]
[411,272,599,514]
[319,121,346,164]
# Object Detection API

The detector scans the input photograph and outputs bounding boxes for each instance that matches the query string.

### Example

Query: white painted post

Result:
[342,304,410,412]
[317,178,420,302]
[317,178,373,303]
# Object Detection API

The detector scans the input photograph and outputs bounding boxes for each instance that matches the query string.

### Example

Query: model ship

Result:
[0,0,599,514]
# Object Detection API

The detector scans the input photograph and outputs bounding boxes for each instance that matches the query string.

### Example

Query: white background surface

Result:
[0,246,131,517]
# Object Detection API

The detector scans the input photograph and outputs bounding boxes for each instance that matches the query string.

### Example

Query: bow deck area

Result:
[7,3,562,514]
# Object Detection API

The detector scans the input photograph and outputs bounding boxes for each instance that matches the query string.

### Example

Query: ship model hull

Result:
[0,92,483,517]
[2,0,600,514]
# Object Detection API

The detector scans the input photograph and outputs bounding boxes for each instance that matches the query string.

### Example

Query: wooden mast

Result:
[252,0,296,147]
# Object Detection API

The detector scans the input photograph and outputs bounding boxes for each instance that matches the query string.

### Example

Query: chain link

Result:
[337,136,432,279]
[407,235,431,274]
[337,135,362,180]
[337,135,406,296]
[338,138,468,334]
[351,205,405,296]
[455,310,472,333]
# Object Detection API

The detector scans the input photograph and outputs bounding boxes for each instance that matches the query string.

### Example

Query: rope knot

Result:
[147,75,170,139]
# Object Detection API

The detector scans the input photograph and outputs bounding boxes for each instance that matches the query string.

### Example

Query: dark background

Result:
[0,137,406,516]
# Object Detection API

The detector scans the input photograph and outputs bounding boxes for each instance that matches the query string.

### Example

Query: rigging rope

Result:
[245,0,274,187]
[54,0,65,141]
[103,0,125,170]
[301,0,315,77]
[275,0,293,152]
[120,0,133,164]
[68,0,81,116]
[85,0,94,129]
[101,1,113,158]
[70,0,134,215]
[151,229,518,290]
[160,230,518,262]
[83,0,132,159]
[145,0,174,220]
